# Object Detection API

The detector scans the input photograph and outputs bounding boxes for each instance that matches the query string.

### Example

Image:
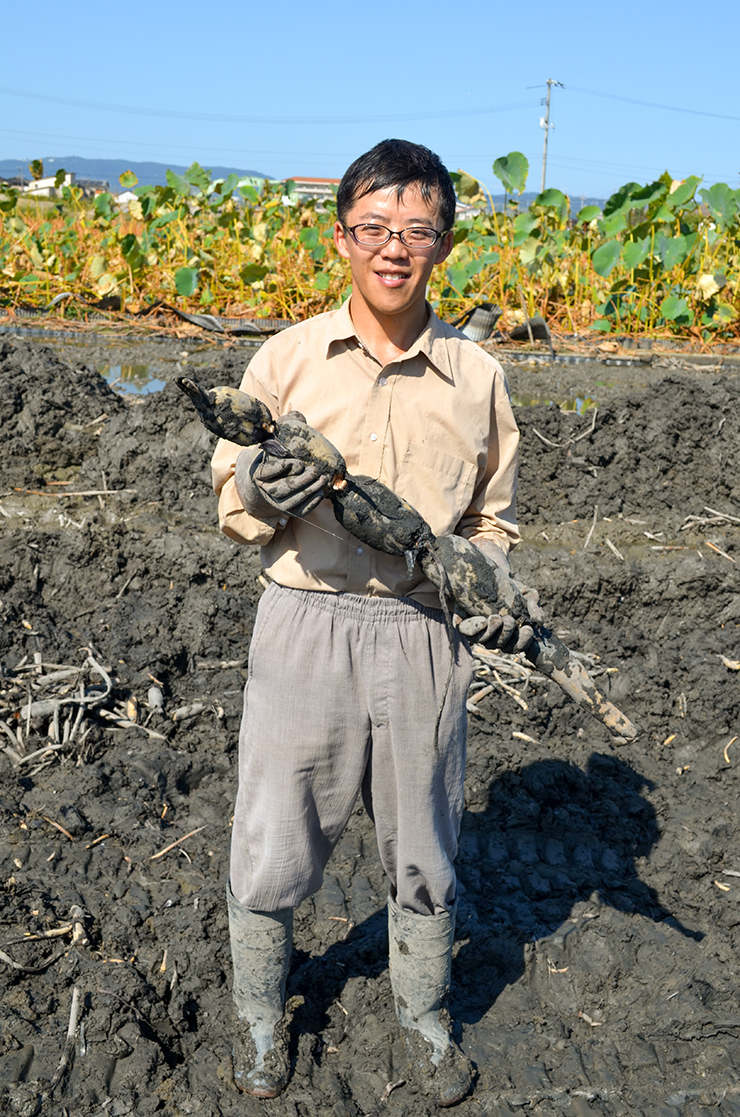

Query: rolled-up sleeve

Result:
[206,305,522,605]
[457,368,521,555]
[210,352,283,546]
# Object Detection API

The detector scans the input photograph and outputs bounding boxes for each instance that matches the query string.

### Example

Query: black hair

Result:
[336,138,456,231]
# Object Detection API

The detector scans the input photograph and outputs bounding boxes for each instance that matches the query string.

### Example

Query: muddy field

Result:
[1,331,739,1117]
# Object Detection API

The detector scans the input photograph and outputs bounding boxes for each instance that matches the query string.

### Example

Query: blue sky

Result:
[2,0,738,200]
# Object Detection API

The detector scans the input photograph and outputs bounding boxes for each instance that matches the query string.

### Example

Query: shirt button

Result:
[278,517,288,526]
[379,377,388,386]
[356,547,364,555]
[369,432,378,441]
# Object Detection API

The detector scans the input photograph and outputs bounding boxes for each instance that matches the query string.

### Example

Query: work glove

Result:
[234,444,330,521]
[455,539,544,654]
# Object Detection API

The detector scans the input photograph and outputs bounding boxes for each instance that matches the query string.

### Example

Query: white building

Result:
[17,172,109,198]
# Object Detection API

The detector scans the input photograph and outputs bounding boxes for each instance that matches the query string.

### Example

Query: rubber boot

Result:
[388,894,473,1107]
[227,885,293,1098]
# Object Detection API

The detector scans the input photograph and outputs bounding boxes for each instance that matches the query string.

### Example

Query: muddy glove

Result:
[455,540,544,654]
[234,444,329,521]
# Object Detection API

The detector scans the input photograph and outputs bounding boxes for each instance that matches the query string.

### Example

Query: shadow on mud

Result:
[453,751,704,1026]
[288,751,704,1047]
[288,910,390,1052]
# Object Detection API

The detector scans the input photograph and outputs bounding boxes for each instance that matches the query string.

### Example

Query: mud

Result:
[1,333,739,1116]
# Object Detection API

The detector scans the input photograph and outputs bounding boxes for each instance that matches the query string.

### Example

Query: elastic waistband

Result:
[267,582,446,625]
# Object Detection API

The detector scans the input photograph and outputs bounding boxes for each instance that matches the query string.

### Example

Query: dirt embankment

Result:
[1,335,739,1116]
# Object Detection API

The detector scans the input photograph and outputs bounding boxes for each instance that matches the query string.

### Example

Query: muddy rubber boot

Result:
[388,894,473,1108]
[227,885,293,1098]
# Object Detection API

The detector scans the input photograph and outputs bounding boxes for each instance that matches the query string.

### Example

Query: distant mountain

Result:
[0,155,271,191]
[0,157,606,210]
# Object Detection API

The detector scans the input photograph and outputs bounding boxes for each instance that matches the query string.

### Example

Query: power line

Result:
[565,85,740,124]
[0,85,539,126]
[545,161,729,186]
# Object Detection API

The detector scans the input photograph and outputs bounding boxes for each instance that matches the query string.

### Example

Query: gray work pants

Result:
[230,583,474,915]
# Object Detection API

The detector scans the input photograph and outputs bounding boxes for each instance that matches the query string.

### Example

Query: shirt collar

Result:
[324,298,453,382]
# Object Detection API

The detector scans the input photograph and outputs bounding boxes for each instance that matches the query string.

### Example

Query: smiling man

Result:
[211,139,524,1106]
[334,175,453,359]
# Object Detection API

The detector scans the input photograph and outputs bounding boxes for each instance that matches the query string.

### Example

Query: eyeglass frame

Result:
[341,222,450,249]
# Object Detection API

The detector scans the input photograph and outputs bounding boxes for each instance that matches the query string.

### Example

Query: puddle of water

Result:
[511,394,597,414]
[101,364,167,395]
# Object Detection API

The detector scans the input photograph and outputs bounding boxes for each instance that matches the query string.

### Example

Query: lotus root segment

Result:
[331,476,433,556]
[174,378,276,447]
[420,534,528,621]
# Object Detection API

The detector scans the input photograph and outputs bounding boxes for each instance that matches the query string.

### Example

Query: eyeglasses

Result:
[343,222,447,249]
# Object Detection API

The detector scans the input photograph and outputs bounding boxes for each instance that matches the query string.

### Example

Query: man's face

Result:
[333,185,453,324]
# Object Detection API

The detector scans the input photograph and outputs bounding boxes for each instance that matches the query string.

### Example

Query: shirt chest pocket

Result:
[398,442,477,536]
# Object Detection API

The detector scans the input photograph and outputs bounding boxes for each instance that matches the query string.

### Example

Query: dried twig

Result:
[472,648,539,680]
[705,540,736,563]
[466,685,494,714]
[584,505,598,550]
[116,573,135,600]
[43,816,75,841]
[492,670,528,709]
[571,406,598,442]
[13,487,135,498]
[47,985,82,1094]
[0,720,23,764]
[10,653,112,721]
[605,538,625,562]
[380,1079,406,1102]
[681,505,740,532]
[531,427,561,448]
[1,924,73,946]
[468,646,547,716]
[681,515,728,531]
[195,657,248,670]
[150,826,207,861]
[1,649,173,772]
[705,505,740,525]
[97,708,168,740]
[12,740,69,768]
[68,699,86,745]
[0,946,67,974]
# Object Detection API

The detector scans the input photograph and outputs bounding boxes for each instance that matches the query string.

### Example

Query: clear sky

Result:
[2,0,738,201]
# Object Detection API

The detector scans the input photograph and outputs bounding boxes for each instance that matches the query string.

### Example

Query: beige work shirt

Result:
[211,300,521,609]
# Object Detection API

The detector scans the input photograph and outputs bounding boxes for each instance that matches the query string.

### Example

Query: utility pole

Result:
[540,79,562,193]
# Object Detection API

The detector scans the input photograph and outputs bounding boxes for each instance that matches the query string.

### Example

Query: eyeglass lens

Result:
[351,224,439,247]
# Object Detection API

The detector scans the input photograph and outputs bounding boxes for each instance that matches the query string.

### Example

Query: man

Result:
[211,138,532,1107]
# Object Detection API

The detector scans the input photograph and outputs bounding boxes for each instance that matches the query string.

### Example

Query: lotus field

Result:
[1,153,739,340]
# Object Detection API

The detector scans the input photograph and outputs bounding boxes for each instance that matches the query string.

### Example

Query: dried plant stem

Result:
[47,985,82,1094]
[584,505,599,550]
[150,825,207,861]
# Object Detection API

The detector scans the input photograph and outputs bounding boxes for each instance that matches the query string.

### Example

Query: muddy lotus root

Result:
[175,377,637,742]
